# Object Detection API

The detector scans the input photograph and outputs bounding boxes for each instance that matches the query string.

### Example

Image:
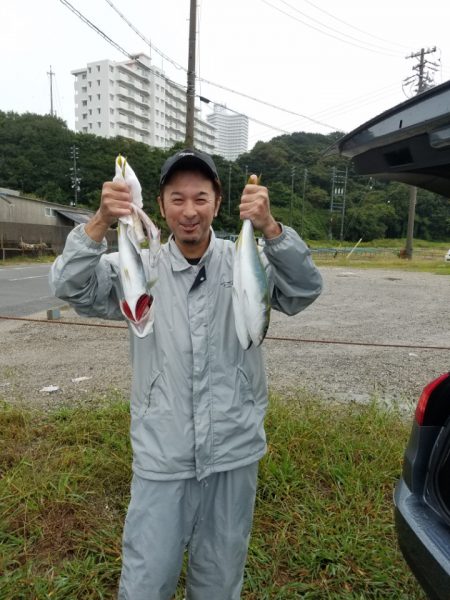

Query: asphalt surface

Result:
[0,266,449,414]
[0,263,65,317]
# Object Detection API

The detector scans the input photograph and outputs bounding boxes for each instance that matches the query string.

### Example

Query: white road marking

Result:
[8,275,48,282]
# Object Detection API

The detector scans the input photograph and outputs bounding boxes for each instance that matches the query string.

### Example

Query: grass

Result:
[314,255,450,274]
[0,254,55,266]
[305,238,450,274]
[0,393,426,599]
[309,238,449,250]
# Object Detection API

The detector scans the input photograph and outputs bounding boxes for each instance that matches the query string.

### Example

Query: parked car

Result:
[394,373,450,599]
[445,249,450,262]
[331,79,450,599]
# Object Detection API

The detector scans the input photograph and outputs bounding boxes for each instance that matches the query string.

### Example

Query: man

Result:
[50,148,322,600]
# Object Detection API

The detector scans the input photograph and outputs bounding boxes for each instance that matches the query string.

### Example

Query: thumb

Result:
[247,173,260,185]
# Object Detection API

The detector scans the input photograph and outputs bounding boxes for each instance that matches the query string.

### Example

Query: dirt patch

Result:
[1,267,449,415]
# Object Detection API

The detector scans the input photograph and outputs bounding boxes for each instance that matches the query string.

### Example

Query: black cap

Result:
[159,148,219,186]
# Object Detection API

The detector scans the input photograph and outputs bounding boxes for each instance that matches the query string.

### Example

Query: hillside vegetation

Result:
[0,110,449,243]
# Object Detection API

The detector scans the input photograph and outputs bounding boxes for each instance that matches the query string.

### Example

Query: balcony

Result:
[116,100,150,121]
[116,70,150,96]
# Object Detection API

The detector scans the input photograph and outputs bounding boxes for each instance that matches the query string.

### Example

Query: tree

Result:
[0,110,448,243]
[345,204,397,241]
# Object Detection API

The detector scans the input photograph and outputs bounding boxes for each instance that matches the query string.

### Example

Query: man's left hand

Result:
[239,174,281,239]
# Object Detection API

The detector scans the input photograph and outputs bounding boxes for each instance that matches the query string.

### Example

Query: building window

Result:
[97,94,101,100]
[97,65,101,72]
[82,113,87,120]
[98,122,101,128]
[109,79,114,86]
[88,95,92,101]
[81,86,87,93]
[45,207,55,217]
[89,123,92,129]
[81,73,86,80]
[97,80,101,86]
[88,109,92,115]
[110,108,114,115]
[109,66,114,73]
[82,100,87,106]
[97,108,101,114]
[88,81,92,88]
[88,67,92,73]
[82,127,88,133]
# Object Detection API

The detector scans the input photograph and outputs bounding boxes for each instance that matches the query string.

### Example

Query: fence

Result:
[0,224,117,260]
[310,247,445,261]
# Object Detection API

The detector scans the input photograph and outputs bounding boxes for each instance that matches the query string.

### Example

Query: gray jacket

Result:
[50,224,322,480]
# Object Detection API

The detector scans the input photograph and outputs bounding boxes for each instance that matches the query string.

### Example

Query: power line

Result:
[197,75,337,130]
[297,0,412,51]
[100,0,336,131]
[310,82,400,117]
[62,0,296,135]
[277,0,403,55]
[59,0,146,69]
[103,0,186,71]
[199,97,290,134]
[262,0,400,57]
[72,0,338,131]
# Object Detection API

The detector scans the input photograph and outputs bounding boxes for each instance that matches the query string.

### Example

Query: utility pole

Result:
[228,163,232,215]
[185,0,197,148]
[405,47,438,94]
[301,167,307,236]
[47,66,55,117]
[403,47,438,258]
[339,166,348,242]
[70,145,81,207]
[290,166,296,227]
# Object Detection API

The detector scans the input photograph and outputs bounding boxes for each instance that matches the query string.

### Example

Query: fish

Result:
[114,155,160,338]
[232,176,271,349]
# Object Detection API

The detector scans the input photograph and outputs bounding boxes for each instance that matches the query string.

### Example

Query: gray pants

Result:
[118,462,259,600]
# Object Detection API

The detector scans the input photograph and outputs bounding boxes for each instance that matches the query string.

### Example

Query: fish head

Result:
[120,294,155,338]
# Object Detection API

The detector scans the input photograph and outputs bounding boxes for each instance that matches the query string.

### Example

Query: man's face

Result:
[158,170,221,259]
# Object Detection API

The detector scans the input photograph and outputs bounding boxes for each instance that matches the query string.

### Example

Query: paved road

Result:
[0,263,66,317]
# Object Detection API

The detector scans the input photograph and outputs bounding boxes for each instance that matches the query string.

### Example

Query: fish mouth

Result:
[121,294,153,323]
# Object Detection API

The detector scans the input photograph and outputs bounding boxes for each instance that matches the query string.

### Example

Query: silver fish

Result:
[232,181,271,349]
[115,155,160,338]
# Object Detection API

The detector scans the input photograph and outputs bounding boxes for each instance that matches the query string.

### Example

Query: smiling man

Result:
[50,148,323,600]
[157,154,222,258]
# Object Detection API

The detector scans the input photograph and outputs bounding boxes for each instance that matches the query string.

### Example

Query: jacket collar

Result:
[167,228,217,272]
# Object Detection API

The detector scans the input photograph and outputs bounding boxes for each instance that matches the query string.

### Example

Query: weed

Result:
[0,394,425,599]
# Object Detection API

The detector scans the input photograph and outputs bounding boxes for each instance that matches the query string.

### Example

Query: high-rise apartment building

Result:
[206,105,248,161]
[72,53,215,153]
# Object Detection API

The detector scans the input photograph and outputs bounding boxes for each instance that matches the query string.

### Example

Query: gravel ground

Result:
[1,267,449,415]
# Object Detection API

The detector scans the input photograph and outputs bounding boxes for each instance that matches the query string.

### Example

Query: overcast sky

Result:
[2,0,450,150]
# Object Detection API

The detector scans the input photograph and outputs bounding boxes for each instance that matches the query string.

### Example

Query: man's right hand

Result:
[85,181,132,242]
